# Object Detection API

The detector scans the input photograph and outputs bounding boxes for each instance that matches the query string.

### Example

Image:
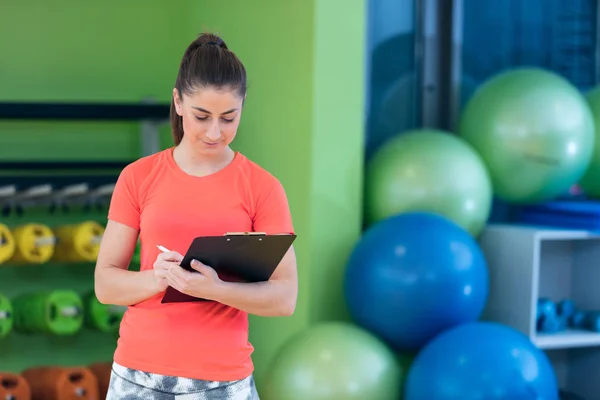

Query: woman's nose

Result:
[205,121,221,141]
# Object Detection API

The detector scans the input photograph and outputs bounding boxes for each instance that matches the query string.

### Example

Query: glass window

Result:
[365,0,417,159]
[461,0,598,108]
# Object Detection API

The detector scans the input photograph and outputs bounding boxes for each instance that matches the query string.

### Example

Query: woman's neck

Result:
[172,142,236,177]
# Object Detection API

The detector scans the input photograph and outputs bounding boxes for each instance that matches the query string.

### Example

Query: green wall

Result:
[0,0,366,390]
[189,0,366,385]
[0,0,188,162]
[309,0,366,324]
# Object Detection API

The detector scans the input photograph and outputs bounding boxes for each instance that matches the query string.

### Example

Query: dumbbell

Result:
[9,223,56,264]
[537,298,558,332]
[537,298,574,333]
[0,223,16,264]
[0,372,31,400]
[88,362,112,399]
[52,221,105,263]
[84,291,126,333]
[538,313,566,333]
[561,309,600,332]
[12,290,84,336]
[537,298,556,321]
[569,310,587,329]
[0,293,13,338]
[579,311,600,332]
[22,366,98,400]
[557,299,576,320]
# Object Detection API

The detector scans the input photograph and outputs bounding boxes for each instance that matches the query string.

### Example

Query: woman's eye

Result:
[194,116,234,123]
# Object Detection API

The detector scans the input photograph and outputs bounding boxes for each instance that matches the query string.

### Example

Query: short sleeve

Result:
[107,165,141,230]
[253,180,294,235]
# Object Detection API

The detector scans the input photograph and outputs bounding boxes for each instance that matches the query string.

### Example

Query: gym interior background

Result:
[1,0,600,399]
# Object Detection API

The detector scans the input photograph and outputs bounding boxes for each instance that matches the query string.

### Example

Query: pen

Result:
[157,245,170,253]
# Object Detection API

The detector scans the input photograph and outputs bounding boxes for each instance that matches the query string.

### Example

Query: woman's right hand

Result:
[153,250,184,292]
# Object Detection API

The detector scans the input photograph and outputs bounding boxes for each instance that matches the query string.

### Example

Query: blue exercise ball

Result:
[344,212,489,352]
[404,322,559,400]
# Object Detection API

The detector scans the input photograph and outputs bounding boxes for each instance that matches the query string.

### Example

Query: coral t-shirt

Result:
[107,147,295,381]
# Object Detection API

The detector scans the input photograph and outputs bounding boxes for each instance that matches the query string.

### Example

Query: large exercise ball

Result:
[344,212,489,352]
[579,86,600,197]
[262,322,403,400]
[365,129,492,236]
[459,67,595,203]
[404,322,559,400]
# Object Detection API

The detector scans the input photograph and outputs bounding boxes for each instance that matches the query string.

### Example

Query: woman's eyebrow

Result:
[192,106,238,115]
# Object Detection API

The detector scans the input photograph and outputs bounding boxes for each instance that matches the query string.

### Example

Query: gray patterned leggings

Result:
[106,362,260,400]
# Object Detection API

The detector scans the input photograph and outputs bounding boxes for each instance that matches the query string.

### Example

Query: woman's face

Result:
[173,87,244,156]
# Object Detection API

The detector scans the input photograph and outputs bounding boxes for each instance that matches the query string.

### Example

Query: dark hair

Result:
[170,32,247,145]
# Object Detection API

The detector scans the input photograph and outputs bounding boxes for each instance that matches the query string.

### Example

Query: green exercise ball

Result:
[579,86,600,197]
[365,129,492,236]
[459,68,595,204]
[262,322,403,400]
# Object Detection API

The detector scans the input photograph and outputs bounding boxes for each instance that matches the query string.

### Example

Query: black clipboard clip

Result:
[161,232,296,303]
[224,231,266,236]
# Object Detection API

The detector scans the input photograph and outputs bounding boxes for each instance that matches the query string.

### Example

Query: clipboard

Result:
[161,232,296,303]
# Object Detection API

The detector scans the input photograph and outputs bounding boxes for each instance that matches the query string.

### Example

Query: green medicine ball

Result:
[365,129,492,237]
[459,68,595,204]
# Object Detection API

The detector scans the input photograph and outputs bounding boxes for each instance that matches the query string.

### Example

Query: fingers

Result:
[166,272,186,291]
[154,268,169,279]
[153,251,184,271]
[190,260,217,280]
[167,265,196,292]
[189,259,206,272]
[153,259,180,271]
[168,264,186,279]
[168,264,197,281]
[158,251,184,263]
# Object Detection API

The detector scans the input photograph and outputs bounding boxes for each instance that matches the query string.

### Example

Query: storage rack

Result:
[0,100,170,166]
[479,223,600,399]
[0,99,170,372]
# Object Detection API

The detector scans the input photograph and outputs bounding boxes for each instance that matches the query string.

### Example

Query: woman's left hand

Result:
[166,259,223,300]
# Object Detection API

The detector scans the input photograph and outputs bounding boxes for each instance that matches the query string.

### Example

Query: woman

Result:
[94,32,298,400]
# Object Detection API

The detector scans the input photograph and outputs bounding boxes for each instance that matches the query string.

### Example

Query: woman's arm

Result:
[94,220,163,306]
[165,244,298,317]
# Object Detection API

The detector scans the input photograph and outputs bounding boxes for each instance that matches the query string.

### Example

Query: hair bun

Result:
[171,31,247,146]
[196,32,228,50]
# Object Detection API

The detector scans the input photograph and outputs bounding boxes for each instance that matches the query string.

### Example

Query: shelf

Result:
[479,224,600,344]
[0,161,131,170]
[478,223,600,398]
[535,330,600,350]
[485,223,600,241]
[0,161,129,188]
[0,101,170,121]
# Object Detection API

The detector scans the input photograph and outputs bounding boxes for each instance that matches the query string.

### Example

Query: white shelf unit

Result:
[479,224,600,399]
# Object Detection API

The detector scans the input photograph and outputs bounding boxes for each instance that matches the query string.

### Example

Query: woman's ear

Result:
[173,88,183,116]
